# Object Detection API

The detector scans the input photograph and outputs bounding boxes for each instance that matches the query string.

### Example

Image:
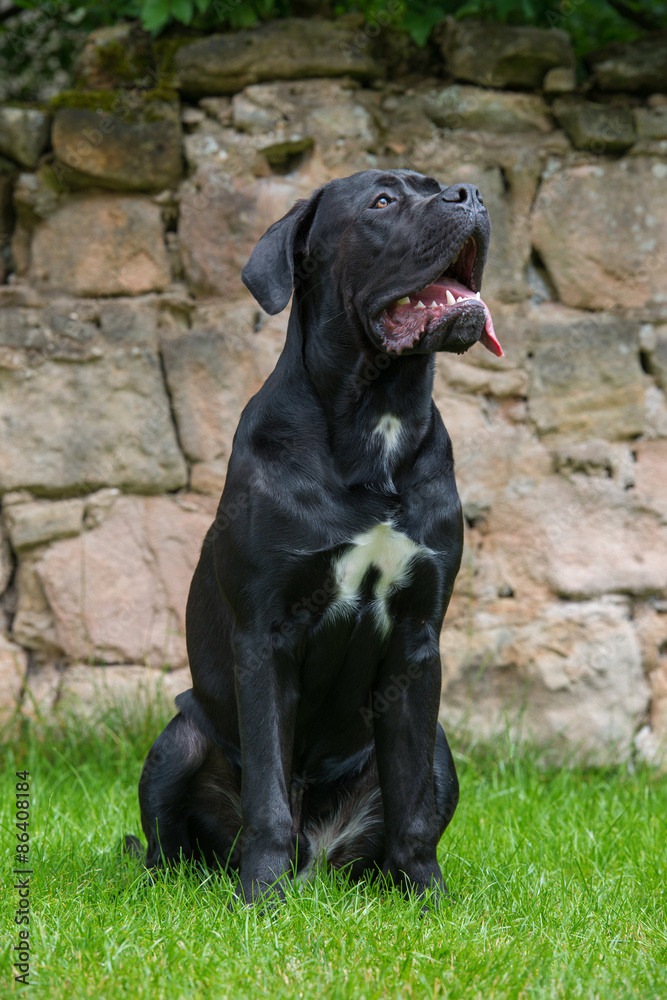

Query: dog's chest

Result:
[328,521,430,635]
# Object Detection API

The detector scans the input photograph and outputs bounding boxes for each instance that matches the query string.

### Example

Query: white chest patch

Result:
[373,414,403,458]
[330,521,429,635]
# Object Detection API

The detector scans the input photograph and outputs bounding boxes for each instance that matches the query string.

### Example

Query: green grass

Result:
[2,705,666,1000]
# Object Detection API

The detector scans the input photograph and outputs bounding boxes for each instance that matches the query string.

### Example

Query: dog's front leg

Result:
[373,620,447,903]
[234,632,297,904]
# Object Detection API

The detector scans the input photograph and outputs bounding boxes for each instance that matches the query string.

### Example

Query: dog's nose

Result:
[441,183,484,207]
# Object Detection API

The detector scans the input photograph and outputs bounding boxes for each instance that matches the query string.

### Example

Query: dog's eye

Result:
[372,194,392,209]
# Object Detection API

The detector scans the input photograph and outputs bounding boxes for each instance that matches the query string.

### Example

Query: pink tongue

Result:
[428,278,504,358]
[480,314,503,358]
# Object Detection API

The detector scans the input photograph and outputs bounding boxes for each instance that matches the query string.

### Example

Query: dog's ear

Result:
[241,189,323,315]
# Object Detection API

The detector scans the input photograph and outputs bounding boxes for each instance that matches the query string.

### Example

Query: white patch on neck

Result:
[373,414,403,458]
[329,521,428,635]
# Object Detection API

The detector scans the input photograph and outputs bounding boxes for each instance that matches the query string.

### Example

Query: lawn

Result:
[1,702,666,1000]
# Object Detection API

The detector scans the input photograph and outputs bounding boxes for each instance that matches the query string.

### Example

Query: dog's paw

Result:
[380,858,449,910]
[236,877,287,911]
[122,834,145,861]
[236,860,291,909]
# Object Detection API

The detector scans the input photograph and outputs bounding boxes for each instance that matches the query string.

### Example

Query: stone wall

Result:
[1,17,666,763]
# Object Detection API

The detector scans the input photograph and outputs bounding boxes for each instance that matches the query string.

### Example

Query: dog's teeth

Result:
[445,290,456,306]
[475,291,481,300]
[456,296,465,302]
[430,300,438,308]
[415,300,426,310]
[396,296,410,305]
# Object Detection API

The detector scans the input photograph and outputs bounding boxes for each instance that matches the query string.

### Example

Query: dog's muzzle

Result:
[373,233,503,359]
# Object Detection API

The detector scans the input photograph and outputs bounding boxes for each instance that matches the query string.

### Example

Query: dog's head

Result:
[242,169,502,359]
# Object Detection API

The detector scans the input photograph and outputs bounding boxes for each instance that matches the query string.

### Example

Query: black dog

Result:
[134,169,502,905]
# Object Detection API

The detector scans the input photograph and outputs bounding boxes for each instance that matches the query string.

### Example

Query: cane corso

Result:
[134,169,502,905]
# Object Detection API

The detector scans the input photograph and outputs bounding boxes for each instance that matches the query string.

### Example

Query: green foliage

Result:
[426,0,667,55]
[135,0,292,33]
[2,0,665,51]
[401,2,451,46]
[146,0,667,50]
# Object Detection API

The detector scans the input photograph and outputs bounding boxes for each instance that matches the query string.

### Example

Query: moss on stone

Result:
[142,99,181,123]
[49,87,180,122]
[36,163,70,195]
[153,36,198,79]
[50,90,120,113]
[93,37,153,85]
[262,136,314,166]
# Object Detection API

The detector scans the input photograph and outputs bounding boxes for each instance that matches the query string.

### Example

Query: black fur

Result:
[135,170,492,905]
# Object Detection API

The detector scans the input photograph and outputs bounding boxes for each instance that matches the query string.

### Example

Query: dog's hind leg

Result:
[139,712,243,872]
[139,713,209,868]
[185,742,243,873]
[139,713,205,867]
[433,722,459,837]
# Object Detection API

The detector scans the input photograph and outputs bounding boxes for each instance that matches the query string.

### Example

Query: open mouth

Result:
[375,236,503,358]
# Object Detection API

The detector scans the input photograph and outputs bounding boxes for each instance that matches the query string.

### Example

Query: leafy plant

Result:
[1,0,665,61]
[401,1,451,46]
